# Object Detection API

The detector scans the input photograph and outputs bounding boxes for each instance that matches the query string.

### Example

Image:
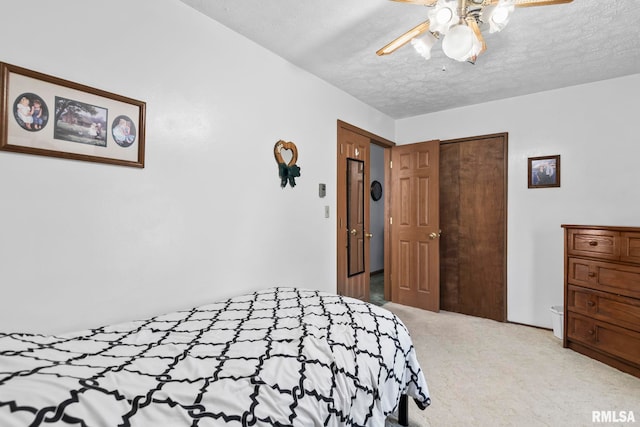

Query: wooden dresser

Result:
[562,225,640,378]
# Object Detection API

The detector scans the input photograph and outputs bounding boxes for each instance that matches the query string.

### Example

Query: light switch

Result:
[324,206,330,218]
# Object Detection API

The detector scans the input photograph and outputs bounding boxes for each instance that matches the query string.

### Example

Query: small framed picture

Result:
[528,155,560,188]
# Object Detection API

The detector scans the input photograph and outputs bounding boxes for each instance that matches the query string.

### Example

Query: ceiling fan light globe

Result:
[492,8,509,24]
[411,32,437,60]
[442,24,480,62]
[487,0,515,33]
[428,0,458,34]
[436,8,453,24]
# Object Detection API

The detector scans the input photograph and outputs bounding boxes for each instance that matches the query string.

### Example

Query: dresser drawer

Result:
[567,285,640,333]
[621,231,640,264]
[568,258,640,299]
[567,312,640,366]
[567,228,620,260]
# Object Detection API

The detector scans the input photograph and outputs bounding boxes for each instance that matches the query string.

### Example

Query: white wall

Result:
[2,1,638,334]
[0,0,394,334]
[396,74,640,328]
[369,144,385,273]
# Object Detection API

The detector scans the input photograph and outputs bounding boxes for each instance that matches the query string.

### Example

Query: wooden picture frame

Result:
[0,62,145,168]
[528,155,560,188]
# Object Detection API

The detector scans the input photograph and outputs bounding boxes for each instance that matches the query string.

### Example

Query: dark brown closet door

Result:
[440,134,507,322]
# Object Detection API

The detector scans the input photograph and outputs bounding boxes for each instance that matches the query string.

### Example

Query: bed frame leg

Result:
[399,394,408,426]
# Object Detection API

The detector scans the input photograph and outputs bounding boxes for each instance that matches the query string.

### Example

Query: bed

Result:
[0,287,430,426]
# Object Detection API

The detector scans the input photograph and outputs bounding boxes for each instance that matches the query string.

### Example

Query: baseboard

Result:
[508,320,552,332]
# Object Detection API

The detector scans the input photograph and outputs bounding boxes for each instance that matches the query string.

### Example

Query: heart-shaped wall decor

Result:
[274,140,301,188]
[274,140,298,167]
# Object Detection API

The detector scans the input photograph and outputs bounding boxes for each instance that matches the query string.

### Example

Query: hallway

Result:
[370,272,387,306]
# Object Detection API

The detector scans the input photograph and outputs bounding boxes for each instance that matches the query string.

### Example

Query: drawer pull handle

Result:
[588,329,595,335]
[587,301,595,307]
[588,272,596,277]
[588,241,598,246]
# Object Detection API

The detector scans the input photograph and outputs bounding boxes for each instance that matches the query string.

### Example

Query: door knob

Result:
[365,233,373,238]
[429,229,442,240]
[350,229,358,236]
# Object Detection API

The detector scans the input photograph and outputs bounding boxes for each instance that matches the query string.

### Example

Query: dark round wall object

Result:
[370,180,382,201]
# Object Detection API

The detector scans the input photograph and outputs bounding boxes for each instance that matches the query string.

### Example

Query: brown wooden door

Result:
[390,140,440,311]
[337,124,370,301]
[439,133,507,322]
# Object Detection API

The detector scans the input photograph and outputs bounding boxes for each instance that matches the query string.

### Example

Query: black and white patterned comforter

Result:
[0,287,430,426]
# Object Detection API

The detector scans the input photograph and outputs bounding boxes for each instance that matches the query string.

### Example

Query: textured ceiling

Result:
[180,0,640,119]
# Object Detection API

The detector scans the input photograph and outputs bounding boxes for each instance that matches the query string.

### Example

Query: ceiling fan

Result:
[376,0,573,64]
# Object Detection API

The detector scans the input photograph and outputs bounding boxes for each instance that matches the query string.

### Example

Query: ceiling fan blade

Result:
[484,0,573,7]
[376,20,431,56]
[390,0,438,5]
[514,0,573,7]
[466,17,486,56]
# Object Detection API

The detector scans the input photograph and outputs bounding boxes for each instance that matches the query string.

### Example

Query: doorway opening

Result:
[337,121,507,319]
[369,143,386,306]
[336,120,393,302]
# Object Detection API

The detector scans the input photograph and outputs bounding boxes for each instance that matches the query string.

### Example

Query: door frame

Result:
[336,120,394,300]
[337,124,507,312]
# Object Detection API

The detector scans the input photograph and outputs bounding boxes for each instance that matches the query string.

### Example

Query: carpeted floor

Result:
[383,303,640,427]
[370,272,387,306]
